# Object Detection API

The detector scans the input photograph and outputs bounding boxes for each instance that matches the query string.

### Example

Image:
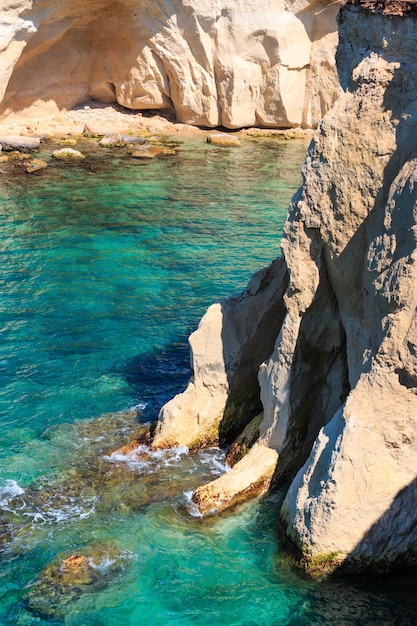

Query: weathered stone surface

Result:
[0,135,40,151]
[271,6,417,571]
[0,0,340,130]
[225,412,263,467]
[24,158,48,172]
[207,133,241,147]
[129,145,177,159]
[192,443,278,516]
[152,257,288,451]
[99,134,127,147]
[52,148,85,160]
[27,543,129,618]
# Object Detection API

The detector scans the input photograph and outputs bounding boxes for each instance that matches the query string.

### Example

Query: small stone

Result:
[129,145,177,159]
[52,148,85,161]
[9,151,29,161]
[207,133,241,147]
[120,135,146,145]
[24,158,48,173]
[99,134,126,148]
[59,138,77,146]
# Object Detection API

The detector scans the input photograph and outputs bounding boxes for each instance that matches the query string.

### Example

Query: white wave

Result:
[104,444,189,473]
[182,490,203,518]
[22,497,98,526]
[88,551,133,575]
[0,480,25,507]
[197,447,230,476]
[130,402,148,411]
[88,555,117,574]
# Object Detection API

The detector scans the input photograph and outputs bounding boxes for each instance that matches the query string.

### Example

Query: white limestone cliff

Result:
[0,0,340,129]
[155,2,417,572]
[152,257,288,450]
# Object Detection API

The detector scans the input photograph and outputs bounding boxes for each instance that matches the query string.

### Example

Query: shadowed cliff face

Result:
[0,0,341,128]
[277,4,417,570]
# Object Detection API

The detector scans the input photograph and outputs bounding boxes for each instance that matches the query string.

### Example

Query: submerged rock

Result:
[24,158,48,173]
[59,138,77,146]
[129,144,177,159]
[207,133,241,147]
[27,543,129,618]
[108,424,153,457]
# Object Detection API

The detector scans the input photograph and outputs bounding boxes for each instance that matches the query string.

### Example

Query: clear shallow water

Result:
[0,136,416,624]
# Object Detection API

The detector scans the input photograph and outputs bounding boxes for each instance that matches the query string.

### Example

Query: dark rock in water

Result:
[108,424,153,457]
[0,135,40,151]
[225,413,263,467]
[26,543,129,618]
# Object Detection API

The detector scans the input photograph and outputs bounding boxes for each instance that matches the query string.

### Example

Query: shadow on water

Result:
[111,336,191,420]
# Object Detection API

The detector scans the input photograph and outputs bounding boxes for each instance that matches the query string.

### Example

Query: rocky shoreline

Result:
[0,101,313,175]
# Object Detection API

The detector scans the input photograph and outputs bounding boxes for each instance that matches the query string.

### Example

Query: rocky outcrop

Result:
[0,0,340,129]
[152,257,288,451]
[278,2,417,572]
[155,2,417,572]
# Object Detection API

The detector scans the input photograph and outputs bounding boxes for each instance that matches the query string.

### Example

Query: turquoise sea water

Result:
[0,136,416,625]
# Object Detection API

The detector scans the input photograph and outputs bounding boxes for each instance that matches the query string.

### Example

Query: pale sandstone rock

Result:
[207,133,241,147]
[0,135,40,151]
[192,443,278,516]
[52,148,85,160]
[152,257,288,450]
[273,6,417,571]
[0,0,340,130]
[99,135,128,148]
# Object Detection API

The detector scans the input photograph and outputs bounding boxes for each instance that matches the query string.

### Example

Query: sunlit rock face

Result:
[0,0,340,128]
